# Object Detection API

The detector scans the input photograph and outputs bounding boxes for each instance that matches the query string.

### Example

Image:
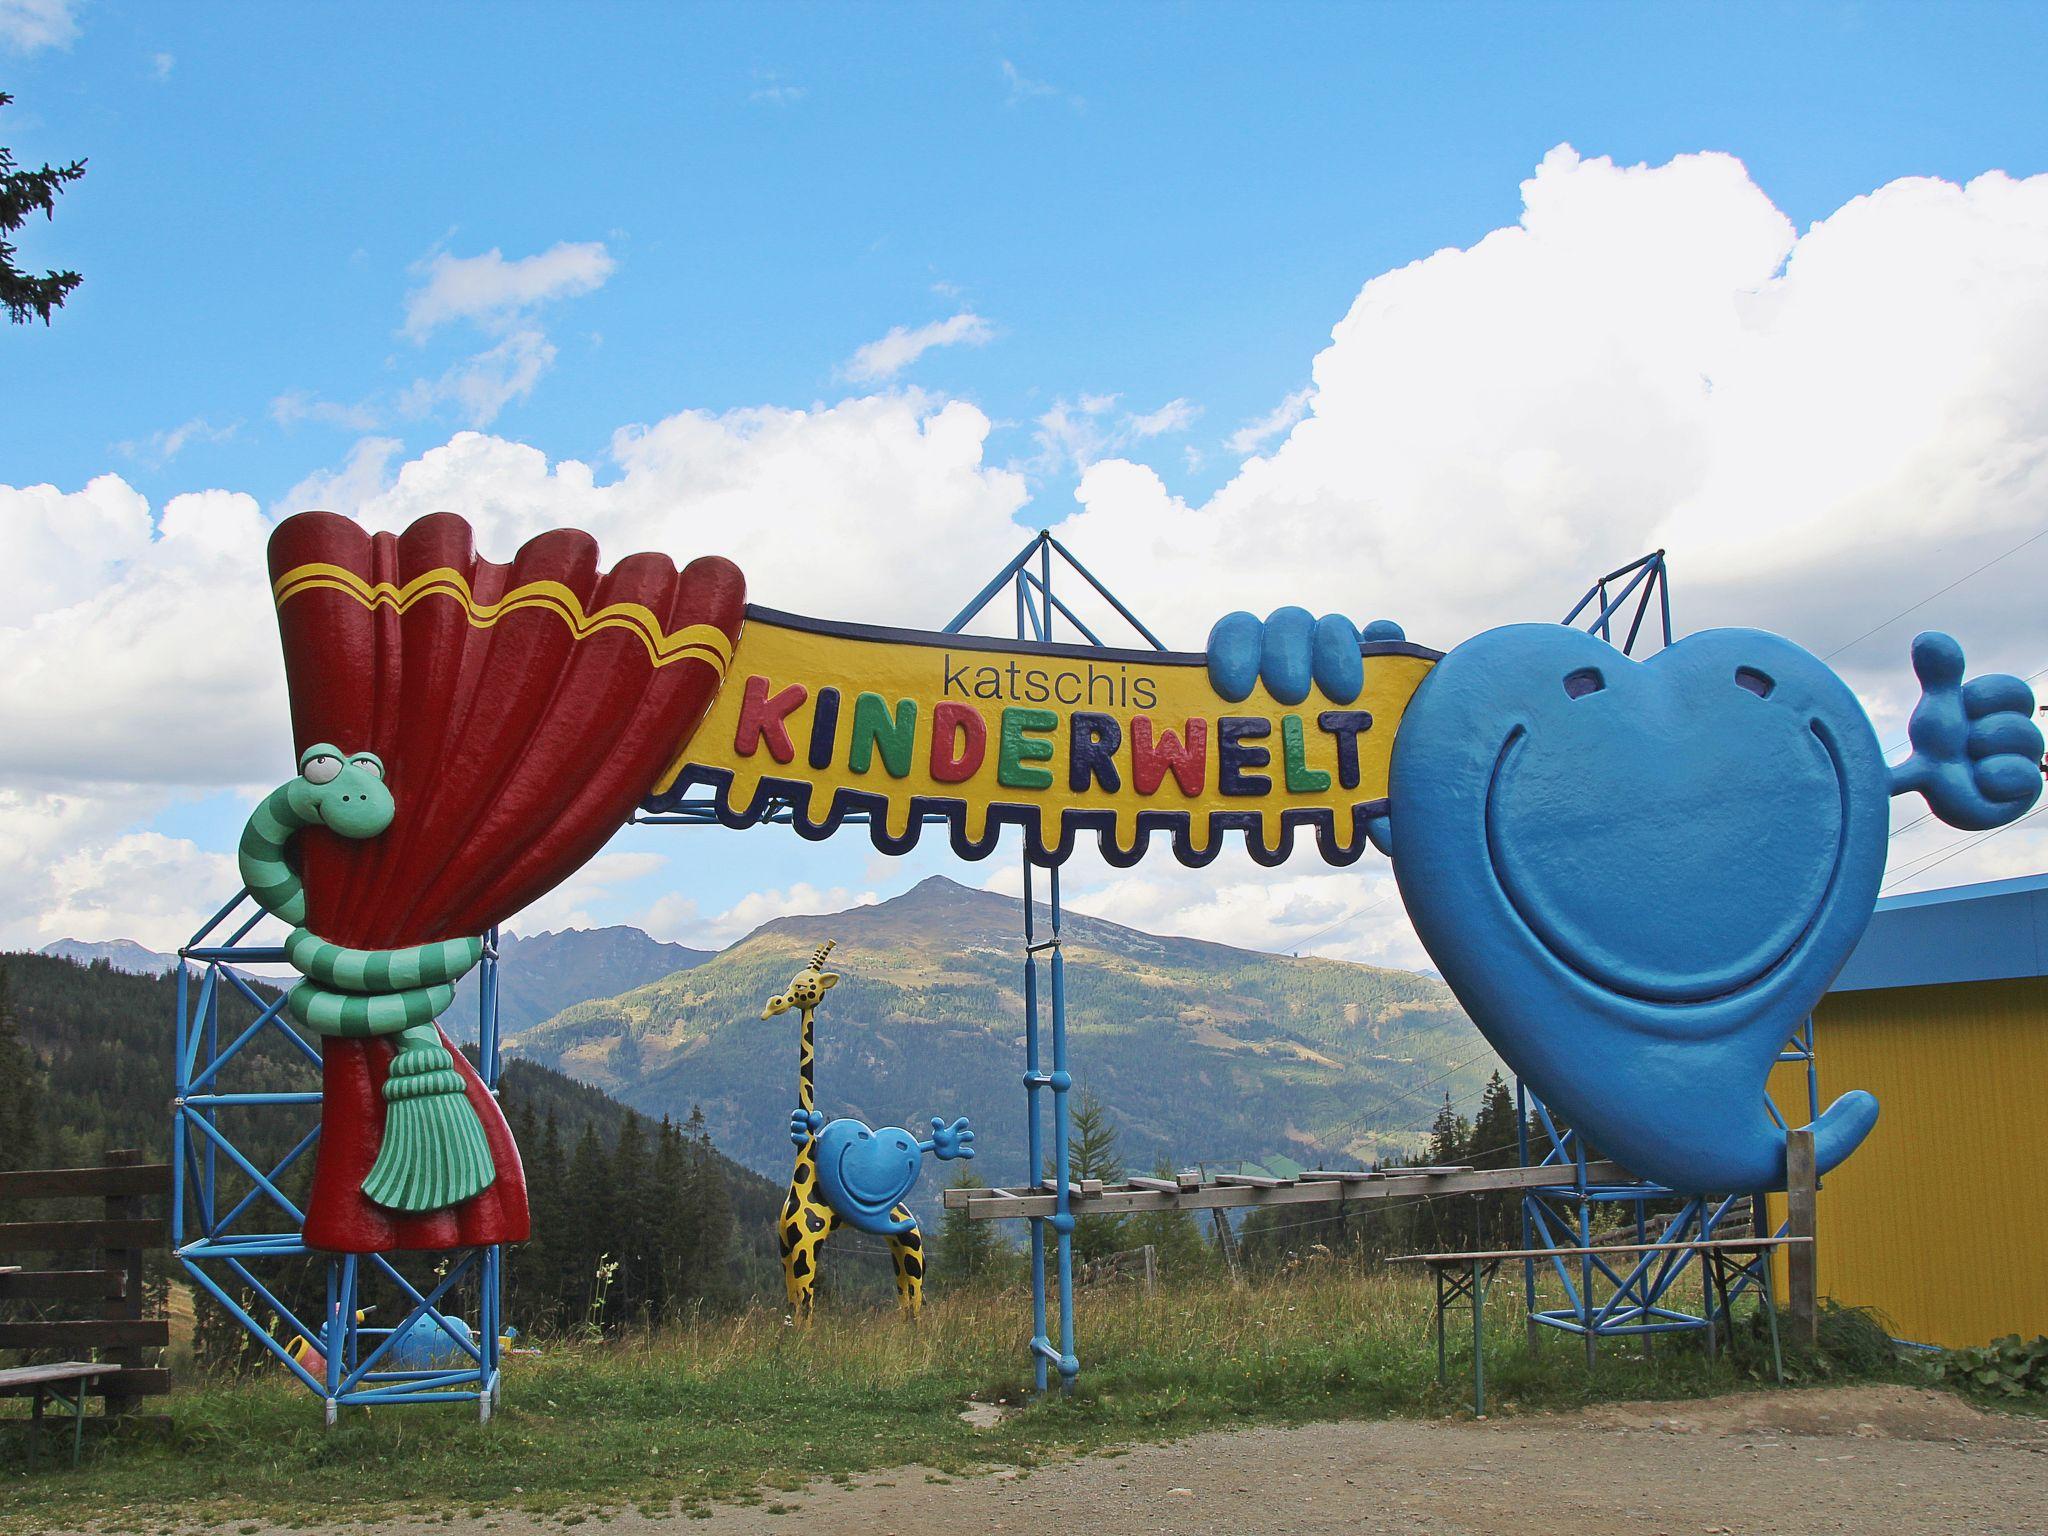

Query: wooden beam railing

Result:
[943,1160,1639,1220]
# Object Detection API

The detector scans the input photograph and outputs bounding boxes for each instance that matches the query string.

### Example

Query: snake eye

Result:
[302,753,344,785]
[349,752,385,780]
[1734,667,1775,699]
[1563,667,1605,700]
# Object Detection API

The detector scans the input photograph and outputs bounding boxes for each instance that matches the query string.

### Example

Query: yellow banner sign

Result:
[648,608,1438,867]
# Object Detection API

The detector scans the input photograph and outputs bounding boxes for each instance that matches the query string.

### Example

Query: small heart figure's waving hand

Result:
[1890,632,2045,830]
[789,1108,825,1147]
[925,1115,975,1160]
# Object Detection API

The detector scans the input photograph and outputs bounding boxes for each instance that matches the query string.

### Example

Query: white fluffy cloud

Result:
[1225,387,1311,455]
[0,392,1027,947]
[0,0,76,53]
[844,312,994,382]
[1065,148,2048,697]
[400,328,556,428]
[299,393,1030,621]
[645,881,879,949]
[0,480,284,795]
[509,850,670,935]
[36,831,240,952]
[403,242,617,339]
[1044,852,1428,972]
[1051,146,2048,896]
[12,145,2048,951]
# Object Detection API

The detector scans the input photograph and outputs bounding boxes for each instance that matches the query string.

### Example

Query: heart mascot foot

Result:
[1209,613,2042,1194]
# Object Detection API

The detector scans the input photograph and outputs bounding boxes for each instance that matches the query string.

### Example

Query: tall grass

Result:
[0,1265,1918,1529]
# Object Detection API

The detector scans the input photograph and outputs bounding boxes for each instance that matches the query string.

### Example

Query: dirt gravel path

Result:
[688,1385,2042,1535]
[90,1386,2048,1536]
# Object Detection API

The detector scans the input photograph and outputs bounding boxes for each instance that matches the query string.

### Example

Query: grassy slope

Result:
[0,1270,1915,1527]
[512,876,1499,1192]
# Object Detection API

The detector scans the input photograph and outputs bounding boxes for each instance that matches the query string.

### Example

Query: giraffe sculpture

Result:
[762,940,974,1318]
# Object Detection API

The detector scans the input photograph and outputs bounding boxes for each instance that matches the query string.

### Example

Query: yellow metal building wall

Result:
[1766,976,2048,1349]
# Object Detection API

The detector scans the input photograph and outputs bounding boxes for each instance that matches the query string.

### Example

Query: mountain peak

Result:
[39,938,181,976]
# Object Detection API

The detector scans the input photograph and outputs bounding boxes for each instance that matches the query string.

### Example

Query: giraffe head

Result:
[760,939,839,1020]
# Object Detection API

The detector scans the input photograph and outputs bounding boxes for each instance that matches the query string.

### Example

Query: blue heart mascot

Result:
[1211,615,2041,1194]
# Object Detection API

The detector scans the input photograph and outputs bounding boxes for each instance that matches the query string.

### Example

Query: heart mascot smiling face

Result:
[1387,623,1890,1194]
[813,1120,927,1236]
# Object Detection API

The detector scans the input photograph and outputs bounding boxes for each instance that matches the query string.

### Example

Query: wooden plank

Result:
[1215,1172,1291,1189]
[0,1361,104,1388]
[0,1366,169,1398]
[1388,1237,1811,1264]
[950,1159,1636,1218]
[1125,1176,1181,1194]
[1300,1169,1383,1182]
[102,1148,152,1416]
[1786,1127,1818,1346]
[0,1319,169,1349]
[0,1268,126,1301]
[0,1217,167,1254]
[0,1163,169,1201]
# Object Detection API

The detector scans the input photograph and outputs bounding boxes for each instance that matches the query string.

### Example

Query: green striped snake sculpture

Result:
[239,743,495,1213]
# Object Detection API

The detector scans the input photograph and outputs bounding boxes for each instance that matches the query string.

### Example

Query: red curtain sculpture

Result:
[266,511,747,1252]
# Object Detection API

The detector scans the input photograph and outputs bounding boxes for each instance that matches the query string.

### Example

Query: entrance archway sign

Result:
[181,509,2044,1410]
[643,608,1438,867]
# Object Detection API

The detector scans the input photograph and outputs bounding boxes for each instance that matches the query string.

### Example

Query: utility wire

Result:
[1821,525,2048,662]
[1880,801,2048,894]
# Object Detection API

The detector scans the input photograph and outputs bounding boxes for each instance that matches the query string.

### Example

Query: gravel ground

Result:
[74,1386,2048,1536]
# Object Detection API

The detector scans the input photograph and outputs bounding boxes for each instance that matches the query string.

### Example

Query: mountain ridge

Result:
[509,874,1500,1197]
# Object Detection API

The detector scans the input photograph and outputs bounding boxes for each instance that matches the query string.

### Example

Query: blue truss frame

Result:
[941,531,1169,1394]
[173,892,505,1423]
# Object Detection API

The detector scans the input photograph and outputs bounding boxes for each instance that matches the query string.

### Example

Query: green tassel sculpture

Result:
[361,1025,496,1210]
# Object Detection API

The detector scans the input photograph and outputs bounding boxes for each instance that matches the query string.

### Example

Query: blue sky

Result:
[6,2,2048,959]
[12,3,2047,509]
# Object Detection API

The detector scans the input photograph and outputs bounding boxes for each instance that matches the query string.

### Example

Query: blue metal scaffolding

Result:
[941,531,1166,1393]
[172,892,504,1423]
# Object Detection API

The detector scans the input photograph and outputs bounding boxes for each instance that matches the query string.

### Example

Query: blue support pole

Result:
[1048,859,1077,1392]
[1022,857,1050,1394]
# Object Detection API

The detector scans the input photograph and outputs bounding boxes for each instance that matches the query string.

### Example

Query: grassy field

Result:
[0,1267,1918,1530]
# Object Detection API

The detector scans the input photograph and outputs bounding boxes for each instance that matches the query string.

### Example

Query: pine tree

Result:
[1125,1157,1211,1280]
[1469,1071,1523,1246]
[564,1123,615,1325]
[2,93,87,325]
[523,1108,571,1330]
[1423,1094,1471,1167]
[610,1111,653,1325]
[651,1114,687,1319]
[1416,1094,1473,1254]
[0,964,41,1170]
[677,1106,733,1309]
[932,1167,1010,1287]
[1054,1092,1128,1264]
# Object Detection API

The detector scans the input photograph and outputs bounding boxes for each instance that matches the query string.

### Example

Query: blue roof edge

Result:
[1831,873,2048,994]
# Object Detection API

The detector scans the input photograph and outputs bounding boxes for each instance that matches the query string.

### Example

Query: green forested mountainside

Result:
[511,876,1501,1196]
[440,926,714,1043]
[0,950,774,1236]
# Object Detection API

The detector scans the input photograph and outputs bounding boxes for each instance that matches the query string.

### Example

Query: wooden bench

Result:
[0,1362,114,1467]
[0,1150,172,1459]
[1389,1236,1809,1415]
